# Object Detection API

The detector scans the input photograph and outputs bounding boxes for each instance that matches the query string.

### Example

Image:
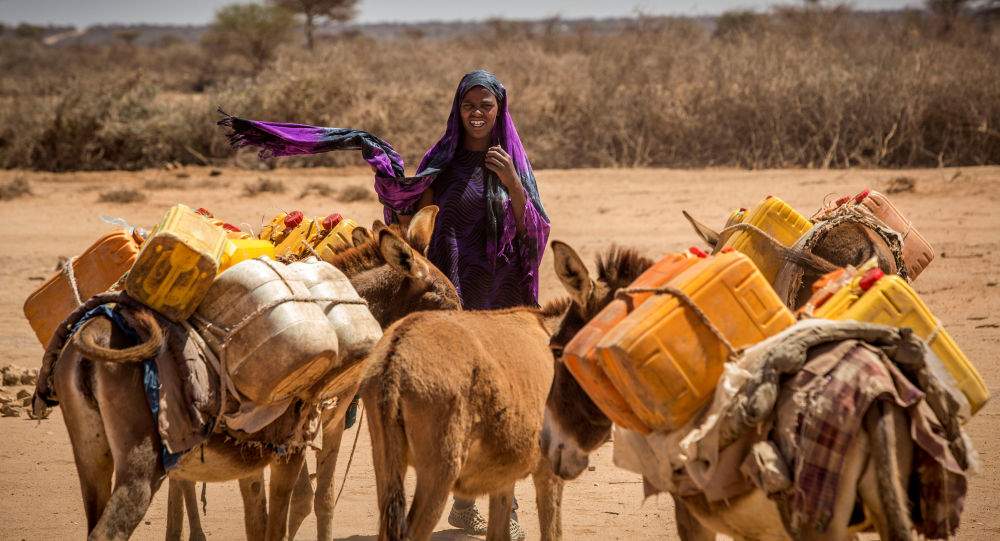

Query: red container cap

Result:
[196,207,214,218]
[858,267,885,292]
[322,213,343,231]
[222,223,241,232]
[689,246,709,258]
[854,189,871,204]
[720,246,735,254]
[283,211,304,229]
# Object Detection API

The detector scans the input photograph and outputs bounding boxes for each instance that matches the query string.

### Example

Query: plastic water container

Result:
[24,229,142,346]
[125,204,228,322]
[287,258,382,398]
[220,238,276,272]
[195,257,340,405]
[596,251,796,431]
[814,268,988,414]
[563,252,700,433]
[313,215,360,262]
[858,190,934,280]
[723,196,812,284]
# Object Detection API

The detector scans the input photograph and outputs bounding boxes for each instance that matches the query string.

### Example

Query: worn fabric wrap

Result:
[612,319,974,539]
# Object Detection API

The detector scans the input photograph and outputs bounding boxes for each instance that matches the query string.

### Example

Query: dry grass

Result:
[143,177,188,190]
[1,9,998,171]
[299,181,334,199]
[338,184,373,202]
[243,177,286,196]
[98,187,147,203]
[0,177,31,201]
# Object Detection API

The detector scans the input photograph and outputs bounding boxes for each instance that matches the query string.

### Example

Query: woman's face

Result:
[460,86,498,143]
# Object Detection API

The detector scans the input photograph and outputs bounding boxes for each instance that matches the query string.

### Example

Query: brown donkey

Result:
[53,207,459,541]
[683,209,900,309]
[540,241,918,540]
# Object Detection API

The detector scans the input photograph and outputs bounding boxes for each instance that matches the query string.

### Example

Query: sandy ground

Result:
[0,165,998,540]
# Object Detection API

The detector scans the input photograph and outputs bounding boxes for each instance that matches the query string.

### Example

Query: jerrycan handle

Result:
[615,286,738,358]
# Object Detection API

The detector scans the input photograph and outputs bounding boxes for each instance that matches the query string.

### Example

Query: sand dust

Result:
[1,166,997,539]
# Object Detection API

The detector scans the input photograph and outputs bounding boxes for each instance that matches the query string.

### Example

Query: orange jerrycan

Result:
[814,266,988,415]
[857,190,935,280]
[125,204,228,321]
[24,229,142,346]
[563,252,700,433]
[596,251,796,431]
[722,196,812,284]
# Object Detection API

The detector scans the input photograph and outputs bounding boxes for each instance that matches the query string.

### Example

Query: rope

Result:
[716,223,838,274]
[331,403,365,518]
[616,286,737,358]
[62,257,83,306]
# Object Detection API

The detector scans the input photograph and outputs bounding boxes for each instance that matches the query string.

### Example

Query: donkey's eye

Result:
[550,345,565,358]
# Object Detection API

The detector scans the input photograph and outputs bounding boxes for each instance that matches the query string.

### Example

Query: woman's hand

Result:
[485,145,528,234]
[486,146,523,195]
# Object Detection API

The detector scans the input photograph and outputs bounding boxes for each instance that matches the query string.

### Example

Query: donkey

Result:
[362,298,575,540]
[54,207,460,541]
[541,241,916,540]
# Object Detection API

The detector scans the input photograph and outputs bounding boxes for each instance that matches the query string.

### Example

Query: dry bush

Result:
[143,177,187,190]
[98,187,147,203]
[1,10,999,171]
[243,177,286,196]
[0,177,31,200]
[338,184,372,202]
[299,181,334,198]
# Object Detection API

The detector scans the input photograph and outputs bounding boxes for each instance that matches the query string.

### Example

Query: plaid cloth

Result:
[774,339,966,537]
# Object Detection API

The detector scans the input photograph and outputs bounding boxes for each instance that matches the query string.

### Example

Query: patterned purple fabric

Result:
[218,70,550,307]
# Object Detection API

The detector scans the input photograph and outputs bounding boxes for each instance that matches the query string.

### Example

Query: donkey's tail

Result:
[365,341,409,541]
[71,304,164,363]
[866,400,914,541]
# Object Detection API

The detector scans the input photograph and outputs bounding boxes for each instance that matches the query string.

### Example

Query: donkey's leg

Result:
[532,460,563,541]
[673,496,716,541]
[486,486,515,541]
[265,452,306,541]
[287,461,313,541]
[90,363,165,541]
[310,386,356,541]
[166,480,184,541]
[182,480,206,541]
[406,470,457,541]
[239,473,268,541]
[56,358,114,534]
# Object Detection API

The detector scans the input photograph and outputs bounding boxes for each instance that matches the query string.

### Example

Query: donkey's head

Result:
[542,241,654,480]
[683,209,899,308]
[327,206,461,327]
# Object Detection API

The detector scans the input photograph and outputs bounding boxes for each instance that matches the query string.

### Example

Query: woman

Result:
[220,70,549,538]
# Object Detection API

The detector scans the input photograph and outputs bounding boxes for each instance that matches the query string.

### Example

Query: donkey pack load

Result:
[19,187,988,540]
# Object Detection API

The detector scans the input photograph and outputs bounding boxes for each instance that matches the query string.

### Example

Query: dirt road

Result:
[1,166,997,539]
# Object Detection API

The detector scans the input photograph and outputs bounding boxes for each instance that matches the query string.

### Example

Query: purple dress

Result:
[428,148,544,309]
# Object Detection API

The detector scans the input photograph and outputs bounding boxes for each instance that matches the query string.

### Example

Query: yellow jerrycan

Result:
[313,214,360,261]
[219,238,276,273]
[722,196,812,284]
[596,251,796,431]
[814,265,989,415]
[125,204,228,321]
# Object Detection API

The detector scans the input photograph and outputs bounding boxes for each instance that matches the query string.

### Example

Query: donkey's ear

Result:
[682,210,721,249]
[407,205,439,255]
[372,220,387,234]
[551,240,593,308]
[351,226,372,247]
[379,228,431,281]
